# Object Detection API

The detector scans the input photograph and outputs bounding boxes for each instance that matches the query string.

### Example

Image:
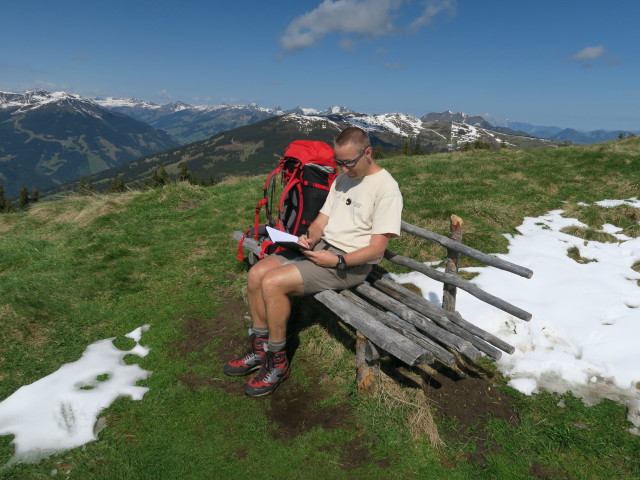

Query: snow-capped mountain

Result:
[62,109,558,195]
[95,97,286,144]
[95,97,359,144]
[95,93,554,150]
[286,110,554,151]
[0,90,178,198]
[286,105,353,116]
[0,89,577,198]
[421,110,493,129]
[1,89,107,117]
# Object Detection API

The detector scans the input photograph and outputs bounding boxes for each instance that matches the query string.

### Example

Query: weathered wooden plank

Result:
[232,231,262,257]
[341,290,452,365]
[354,283,503,361]
[344,288,479,362]
[314,290,431,366]
[369,274,515,355]
[401,221,533,279]
[384,249,533,321]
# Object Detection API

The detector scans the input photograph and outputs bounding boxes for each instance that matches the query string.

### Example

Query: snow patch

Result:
[391,199,640,428]
[0,325,152,465]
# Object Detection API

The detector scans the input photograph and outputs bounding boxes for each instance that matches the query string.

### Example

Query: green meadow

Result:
[1,137,639,479]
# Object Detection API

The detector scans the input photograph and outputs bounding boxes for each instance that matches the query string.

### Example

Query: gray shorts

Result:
[273,239,372,295]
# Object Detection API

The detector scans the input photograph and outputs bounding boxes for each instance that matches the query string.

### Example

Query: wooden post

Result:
[356,331,378,393]
[442,215,463,312]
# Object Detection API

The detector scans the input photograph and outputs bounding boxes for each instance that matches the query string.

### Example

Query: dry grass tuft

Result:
[560,225,619,243]
[28,192,138,227]
[0,220,13,233]
[567,246,597,264]
[374,368,443,447]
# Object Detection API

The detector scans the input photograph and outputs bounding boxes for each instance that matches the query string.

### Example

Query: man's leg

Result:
[260,264,305,342]
[224,255,286,377]
[245,264,304,397]
[246,255,285,330]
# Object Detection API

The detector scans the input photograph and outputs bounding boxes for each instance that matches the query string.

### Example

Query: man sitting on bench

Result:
[224,126,403,397]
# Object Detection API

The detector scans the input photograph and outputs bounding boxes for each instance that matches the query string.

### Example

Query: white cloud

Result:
[279,0,456,52]
[569,45,619,68]
[280,0,400,52]
[571,45,605,62]
[410,0,456,28]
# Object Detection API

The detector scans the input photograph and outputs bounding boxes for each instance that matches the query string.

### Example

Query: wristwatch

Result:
[336,255,347,270]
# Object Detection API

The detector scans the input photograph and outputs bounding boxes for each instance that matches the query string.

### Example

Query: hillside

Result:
[1,136,640,478]
[49,111,557,194]
[495,120,637,145]
[1,136,639,478]
[0,90,178,197]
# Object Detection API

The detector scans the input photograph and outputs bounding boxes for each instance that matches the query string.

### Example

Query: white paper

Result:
[266,226,299,243]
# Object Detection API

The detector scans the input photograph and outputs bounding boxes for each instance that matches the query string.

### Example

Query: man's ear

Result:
[365,146,373,160]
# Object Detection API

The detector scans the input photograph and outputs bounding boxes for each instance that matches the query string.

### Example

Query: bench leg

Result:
[356,331,379,393]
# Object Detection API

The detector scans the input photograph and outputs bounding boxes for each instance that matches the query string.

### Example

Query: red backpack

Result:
[238,140,338,261]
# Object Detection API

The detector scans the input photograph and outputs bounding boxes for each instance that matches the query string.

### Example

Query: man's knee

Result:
[247,264,264,291]
[261,267,304,297]
[247,257,281,290]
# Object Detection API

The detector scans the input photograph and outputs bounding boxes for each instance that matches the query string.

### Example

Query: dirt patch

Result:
[258,376,352,438]
[172,294,387,471]
[171,301,247,361]
[421,364,520,466]
[528,460,565,480]
[174,292,525,471]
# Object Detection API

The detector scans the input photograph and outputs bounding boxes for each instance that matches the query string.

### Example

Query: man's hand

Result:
[297,233,314,250]
[302,249,338,268]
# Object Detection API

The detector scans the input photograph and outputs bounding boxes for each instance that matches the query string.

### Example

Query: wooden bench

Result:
[233,216,533,392]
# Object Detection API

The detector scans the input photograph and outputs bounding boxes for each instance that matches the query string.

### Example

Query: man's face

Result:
[334,143,370,179]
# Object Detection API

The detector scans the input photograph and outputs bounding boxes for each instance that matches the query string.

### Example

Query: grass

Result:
[0,136,640,478]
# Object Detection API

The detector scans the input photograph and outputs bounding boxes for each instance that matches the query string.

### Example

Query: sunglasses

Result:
[334,149,367,168]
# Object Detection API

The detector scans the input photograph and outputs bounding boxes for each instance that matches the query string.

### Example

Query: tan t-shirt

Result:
[319,168,403,261]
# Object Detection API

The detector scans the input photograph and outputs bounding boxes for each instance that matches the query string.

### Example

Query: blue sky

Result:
[1,0,638,131]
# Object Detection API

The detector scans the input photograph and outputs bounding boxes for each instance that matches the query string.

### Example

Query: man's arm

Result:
[302,233,392,268]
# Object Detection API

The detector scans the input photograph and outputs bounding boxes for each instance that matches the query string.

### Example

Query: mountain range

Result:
[94,97,355,145]
[0,90,177,197]
[1,89,634,199]
[47,109,558,195]
[97,99,636,147]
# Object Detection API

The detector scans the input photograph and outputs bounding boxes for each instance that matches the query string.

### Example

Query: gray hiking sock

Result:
[267,338,286,352]
[252,326,269,338]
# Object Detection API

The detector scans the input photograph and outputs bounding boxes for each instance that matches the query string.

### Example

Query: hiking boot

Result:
[223,330,267,376]
[244,348,290,397]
